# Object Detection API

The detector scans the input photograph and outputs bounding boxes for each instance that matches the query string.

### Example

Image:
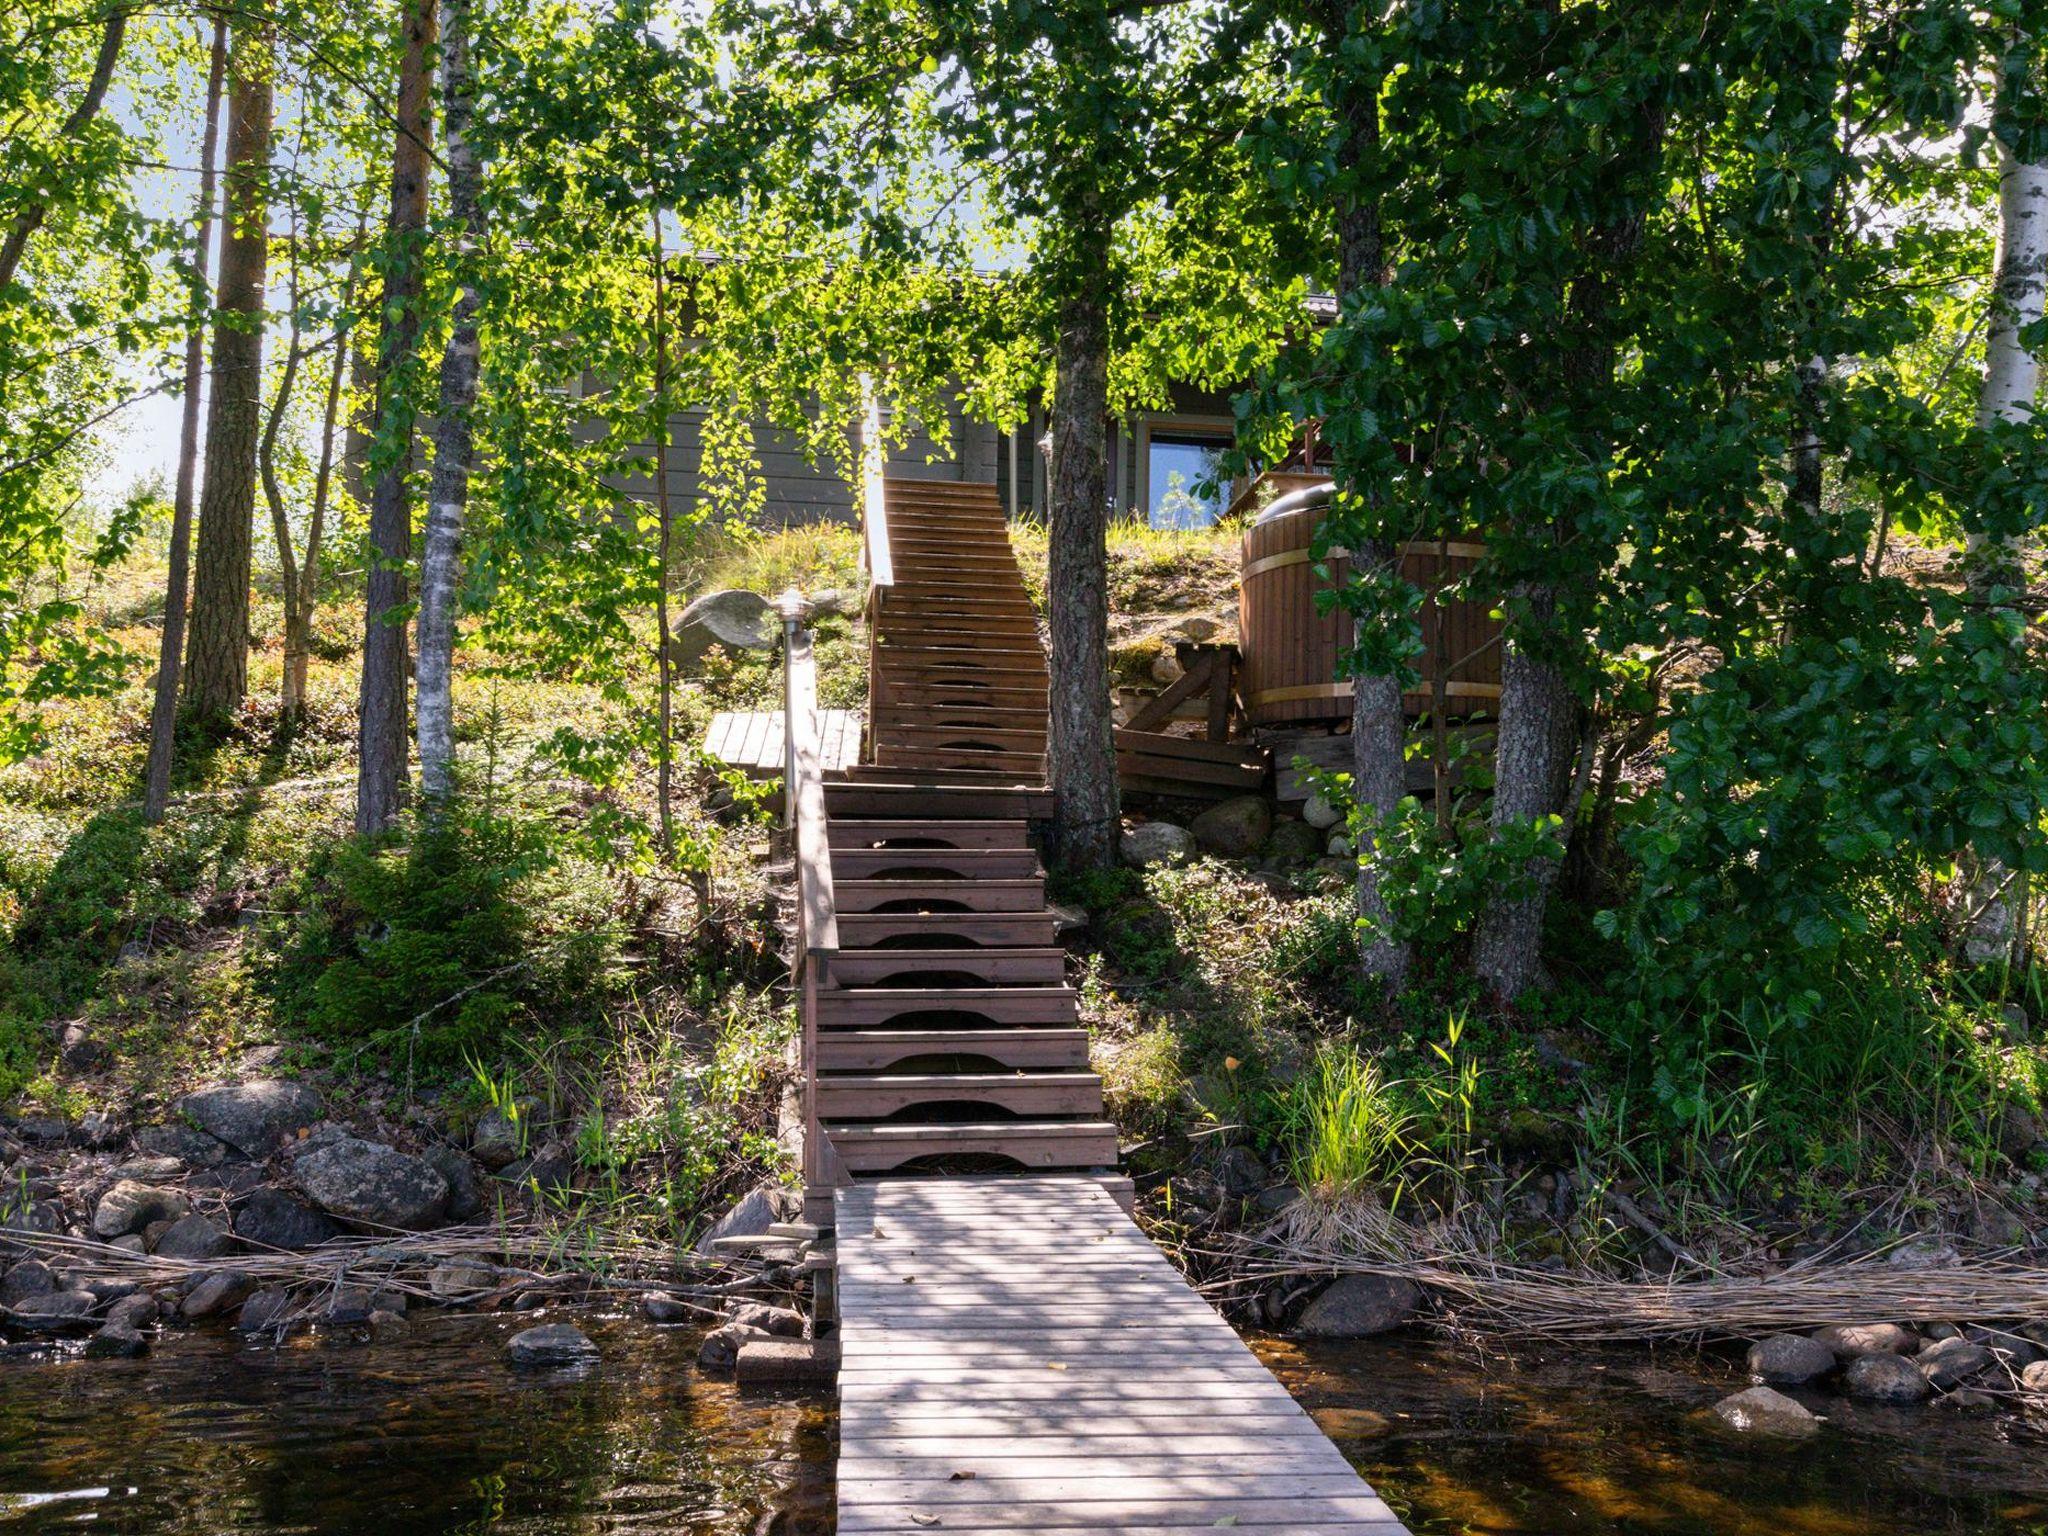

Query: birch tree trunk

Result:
[415,0,485,807]
[355,0,435,833]
[1045,214,1119,871]
[0,7,128,292]
[1961,138,2048,965]
[142,14,226,823]
[181,19,271,725]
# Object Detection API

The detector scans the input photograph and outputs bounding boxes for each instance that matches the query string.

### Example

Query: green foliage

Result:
[272,802,622,1073]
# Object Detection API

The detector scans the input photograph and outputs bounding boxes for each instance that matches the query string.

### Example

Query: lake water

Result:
[0,1308,2043,1533]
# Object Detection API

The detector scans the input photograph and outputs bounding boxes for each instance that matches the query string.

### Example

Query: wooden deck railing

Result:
[777,594,838,1191]
[857,380,892,763]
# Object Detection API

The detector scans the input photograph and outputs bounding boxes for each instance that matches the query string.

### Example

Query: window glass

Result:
[1148,433,1230,529]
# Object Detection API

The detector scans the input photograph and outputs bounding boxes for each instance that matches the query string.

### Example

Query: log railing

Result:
[777,592,838,1193]
[857,379,892,763]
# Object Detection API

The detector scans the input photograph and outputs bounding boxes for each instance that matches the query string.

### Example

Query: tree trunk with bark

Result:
[355,0,435,833]
[0,6,128,292]
[1961,136,2048,965]
[289,229,361,717]
[415,0,485,807]
[142,14,226,823]
[181,19,271,726]
[650,211,677,855]
[1045,216,1119,872]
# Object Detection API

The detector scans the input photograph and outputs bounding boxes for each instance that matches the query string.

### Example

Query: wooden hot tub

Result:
[1238,484,1502,728]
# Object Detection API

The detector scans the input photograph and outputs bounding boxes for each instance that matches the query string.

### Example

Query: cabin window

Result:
[1144,428,1232,529]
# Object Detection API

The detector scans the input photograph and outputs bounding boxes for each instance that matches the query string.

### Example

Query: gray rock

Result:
[13,1116,71,1146]
[109,1234,146,1255]
[1302,792,1344,831]
[728,1302,805,1338]
[368,1309,409,1340]
[0,1258,56,1306]
[1326,831,1354,858]
[697,1321,766,1372]
[1121,821,1195,868]
[1843,1351,1931,1402]
[82,1277,137,1305]
[112,1156,186,1183]
[234,1188,343,1250]
[1296,1275,1423,1338]
[83,1323,147,1358]
[1747,1333,1837,1385]
[1253,1185,1300,1218]
[193,1162,266,1198]
[428,1261,499,1301]
[324,1286,376,1324]
[642,1292,694,1324]
[1886,1237,1958,1270]
[181,1270,255,1320]
[1918,1336,1994,1389]
[1191,795,1272,858]
[507,1323,598,1368]
[104,1292,158,1331]
[1967,1325,2039,1368]
[694,1188,776,1257]
[1811,1322,1917,1357]
[293,1137,450,1230]
[1709,1385,1818,1436]
[471,1111,522,1170]
[1264,819,1323,862]
[499,1141,574,1197]
[56,1021,110,1073]
[423,1144,484,1222]
[8,1289,98,1330]
[1048,902,1090,936]
[135,1124,230,1169]
[2021,1360,2048,1397]
[237,1288,292,1333]
[151,1213,231,1261]
[671,589,775,667]
[177,1081,321,1158]
[1215,1145,1266,1198]
[92,1181,190,1239]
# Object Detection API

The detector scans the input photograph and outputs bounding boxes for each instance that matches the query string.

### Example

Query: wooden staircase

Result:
[795,473,1121,1214]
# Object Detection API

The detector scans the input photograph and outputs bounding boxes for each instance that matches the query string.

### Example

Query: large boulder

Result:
[423,1145,484,1222]
[1191,796,1272,858]
[151,1213,231,1261]
[694,1188,777,1257]
[1709,1386,1818,1437]
[1121,821,1195,869]
[7,1290,97,1331]
[91,1181,189,1240]
[1295,1275,1422,1338]
[0,1258,57,1307]
[234,1188,343,1250]
[1842,1352,1931,1402]
[292,1137,451,1231]
[176,1081,320,1158]
[1746,1333,1837,1386]
[507,1323,598,1368]
[135,1123,230,1169]
[671,590,775,668]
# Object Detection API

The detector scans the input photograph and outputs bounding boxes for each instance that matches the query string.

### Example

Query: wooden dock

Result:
[772,412,1410,1536]
[835,1177,1409,1533]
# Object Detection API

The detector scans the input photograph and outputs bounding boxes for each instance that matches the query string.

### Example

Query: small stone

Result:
[368,1309,409,1340]
[694,1188,777,1257]
[1253,1185,1300,1217]
[136,1124,229,1169]
[642,1292,694,1324]
[369,1288,408,1316]
[422,1144,484,1222]
[0,1258,56,1306]
[1918,1336,1995,1389]
[728,1302,805,1338]
[1048,902,1090,936]
[151,1213,231,1261]
[2019,1360,2048,1397]
[325,1286,376,1324]
[1886,1237,1958,1270]
[1263,819,1323,862]
[234,1188,343,1250]
[104,1292,158,1331]
[1842,1352,1930,1402]
[1190,795,1272,858]
[56,1021,110,1073]
[1934,1388,1998,1413]
[1120,821,1195,868]
[1747,1333,1837,1385]
[1326,832,1354,858]
[83,1323,147,1359]
[92,1180,189,1239]
[1811,1322,1917,1357]
[1302,792,1343,831]
[507,1323,598,1368]
[181,1270,255,1320]
[428,1261,499,1301]
[112,1156,186,1183]
[1709,1386,1818,1436]
[177,1080,321,1158]
[8,1290,97,1330]
[109,1234,146,1254]
[697,1321,765,1372]
[471,1112,522,1171]
[1214,1145,1265,1198]
[237,1288,292,1333]
[1296,1275,1422,1338]
[83,1277,138,1305]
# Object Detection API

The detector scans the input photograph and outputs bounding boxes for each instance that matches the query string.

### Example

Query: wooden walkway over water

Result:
[772,399,1410,1536]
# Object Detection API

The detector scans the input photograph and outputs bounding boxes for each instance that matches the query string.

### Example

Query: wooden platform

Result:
[705,708,862,775]
[834,1177,1410,1534]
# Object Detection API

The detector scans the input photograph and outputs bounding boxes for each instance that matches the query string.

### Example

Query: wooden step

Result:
[825,782,1051,820]
[825,946,1067,987]
[870,748,1047,778]
[874,683,1049,711]
[876,724,1048,753]
[825,1121,1120,1174]
[836,910,1059,948]
[830,846,1044,879]
[815,1028,1091,1072]
[818,1071,1104,1120]
[813,986,1079,1027]
[834,877,1047,913]
[871,705,1047,733]
[829,820,1032,851]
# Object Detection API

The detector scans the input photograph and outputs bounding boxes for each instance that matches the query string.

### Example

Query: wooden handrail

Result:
[779,599,837,1193]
